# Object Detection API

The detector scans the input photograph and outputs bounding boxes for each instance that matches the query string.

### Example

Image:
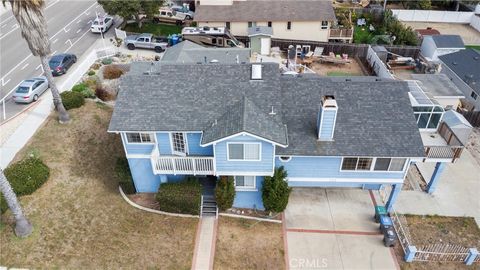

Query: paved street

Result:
[0,0,113,122]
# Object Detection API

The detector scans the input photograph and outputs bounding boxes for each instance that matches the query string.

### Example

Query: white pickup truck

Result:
[153,8,186,25]
[124,33,168,53]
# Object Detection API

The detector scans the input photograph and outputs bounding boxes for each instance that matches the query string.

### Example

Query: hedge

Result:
[215,176,235,211]
[61,91,85,110]
[4,157,50,197]
[115,158,136,194]
[262,166,291,213]
[156,177,201,215]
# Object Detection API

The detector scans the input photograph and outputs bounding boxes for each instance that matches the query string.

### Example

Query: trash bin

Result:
[379,215,393,231]
[171,34,179,46]
[374,206,387,223]
[383,227,397,247]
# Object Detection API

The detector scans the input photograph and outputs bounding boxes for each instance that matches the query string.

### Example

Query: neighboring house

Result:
[194,0,353,43]
[410,74,465,110]
[108,62,426,212]
[420,35,465,61]
[161,40,251,63]
[439,48,480,111]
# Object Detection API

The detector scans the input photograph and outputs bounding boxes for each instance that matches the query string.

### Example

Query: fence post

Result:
[465,248,478,265]
[405,245,417,262]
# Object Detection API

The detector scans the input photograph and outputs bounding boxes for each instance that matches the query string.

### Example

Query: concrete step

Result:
[202,212,216,217]
[203,202,217,206]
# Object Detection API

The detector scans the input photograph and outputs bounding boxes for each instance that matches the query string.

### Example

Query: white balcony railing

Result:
[150,145,215,175]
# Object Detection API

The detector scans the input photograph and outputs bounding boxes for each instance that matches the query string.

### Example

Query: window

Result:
[321,21,328,29]
[279,156,292,162]
[126,132,154,143]
[412,105,444,129]
[373,158,406,172]
[287,21,291,30]
[235,176,256,190]
[268,21,272,27]
[228,143,260,161]
[226,22,230,29]
[171,132,187,156]
[471,91,478,100]
[341,157,373,171]
[248,21,253,28]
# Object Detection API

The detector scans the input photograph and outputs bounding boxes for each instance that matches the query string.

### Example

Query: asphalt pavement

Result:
[0,0,115,122]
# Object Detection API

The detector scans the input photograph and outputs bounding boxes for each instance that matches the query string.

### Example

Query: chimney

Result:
[317,95,338,141]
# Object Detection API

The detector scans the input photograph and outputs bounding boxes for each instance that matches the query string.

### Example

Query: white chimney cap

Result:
[322,95,337,108]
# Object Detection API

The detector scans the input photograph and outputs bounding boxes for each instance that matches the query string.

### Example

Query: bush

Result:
[87,70,96,76]
[215,176,235,211]
[103,65,124,80]
[156,178,201,215]
[61,91,85,110]
[115,158,136,194]
[95,86,113,101]
[0,195,7,214]
[262,166,291,213]
[91,62,101,70]
[71,83,95,98]
[4,157,50,197]
[101,58,113,65]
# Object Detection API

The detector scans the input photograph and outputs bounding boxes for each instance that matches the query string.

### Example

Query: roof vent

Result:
[474,56,479,60]
[210,59,219,63]
[211,119,217,127]
[269,106,276,115]
[251,64,262,80]
[453,61,458,65]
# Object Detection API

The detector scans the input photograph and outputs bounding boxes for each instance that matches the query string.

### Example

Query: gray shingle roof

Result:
[109,62,424,158]
[161,40,251,64]
[202,96,288,146]
[439,48,480,94]
[248,26,273,37]
[194,0,336,22]
[410,74,464,97]
[431,35,465,48]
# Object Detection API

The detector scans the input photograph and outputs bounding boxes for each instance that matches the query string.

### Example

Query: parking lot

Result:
[284,188,399,270]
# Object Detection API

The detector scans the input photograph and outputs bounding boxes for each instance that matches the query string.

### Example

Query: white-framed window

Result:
[471,91,478,100]
[321,21,328,29]
[342,157,407,172]
[126,132,154,144]
[287,21,292,30]
[227,143,261,161]
[279,156,292,162]
[412,105,444,129]
[171,132,188,156]
[234,175,256,190]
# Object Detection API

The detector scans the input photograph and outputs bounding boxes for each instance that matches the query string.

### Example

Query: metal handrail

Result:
[200,195,204,217]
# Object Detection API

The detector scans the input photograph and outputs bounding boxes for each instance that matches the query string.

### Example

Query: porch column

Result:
[426,162,446,194]
[386,183,402,212]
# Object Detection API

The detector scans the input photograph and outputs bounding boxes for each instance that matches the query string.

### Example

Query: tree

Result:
[262,166,291,213]
[4,0,70,123]
[0,169,33,237]
[215,176,235,211]
[97,0,164,28]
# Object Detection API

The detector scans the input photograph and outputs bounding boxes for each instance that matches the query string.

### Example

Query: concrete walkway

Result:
[191,217,218,270]
[394,149,480,225]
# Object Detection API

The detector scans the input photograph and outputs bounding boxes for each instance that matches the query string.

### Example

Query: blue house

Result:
[108,62,426,212]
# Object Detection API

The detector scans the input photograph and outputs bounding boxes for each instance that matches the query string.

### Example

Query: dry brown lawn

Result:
[0,101,197,269]
[214,217,285,270]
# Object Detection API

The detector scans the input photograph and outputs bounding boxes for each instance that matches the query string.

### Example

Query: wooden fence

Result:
[457,109,480,127]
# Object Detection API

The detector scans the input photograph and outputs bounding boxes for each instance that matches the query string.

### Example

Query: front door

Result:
[171,132,188,156]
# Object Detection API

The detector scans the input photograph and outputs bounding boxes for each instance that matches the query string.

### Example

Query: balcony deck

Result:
[421,122,464,162]
[150,145,215,175]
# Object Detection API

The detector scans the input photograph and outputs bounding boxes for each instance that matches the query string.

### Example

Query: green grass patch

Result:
[123,22,183,36]
[353,25,375,44]
[466,45,480,51]
[327,71,361,77]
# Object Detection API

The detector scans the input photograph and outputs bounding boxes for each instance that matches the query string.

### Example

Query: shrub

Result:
[215,176,235,211]
[87,70,96,76]
[95,86,113,101]
[115,158,136,194]
[0,195,7,214]
[101,58,113,65]
[72,83,95,98]
[262,166,291,213]
[84,76,99,89]
[91,62,101,70]
[103,65,124,80]
[156,178,201,215]
[61,91,85,110]
[4,157,50,197]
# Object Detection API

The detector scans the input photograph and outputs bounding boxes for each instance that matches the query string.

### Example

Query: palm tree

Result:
[4,0,69,123]
[0,169,33,237]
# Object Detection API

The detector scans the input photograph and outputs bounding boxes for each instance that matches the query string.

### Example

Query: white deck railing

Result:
[151,146,214,175]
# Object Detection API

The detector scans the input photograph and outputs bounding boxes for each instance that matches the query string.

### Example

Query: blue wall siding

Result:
[122,133,154,155]
[187,133,214,156]
[233,176,265,210]
[276,157,404,180]
[319,109,336,140]
[215,134,274,175]
[156,133,172,155]
[288,182,382,189]
[127,158,161,192]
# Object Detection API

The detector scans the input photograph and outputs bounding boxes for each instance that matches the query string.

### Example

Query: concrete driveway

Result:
[284,188,399,270]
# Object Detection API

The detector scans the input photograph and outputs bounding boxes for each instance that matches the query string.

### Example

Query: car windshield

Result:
[49,57,62,67]
[16,86,30,93]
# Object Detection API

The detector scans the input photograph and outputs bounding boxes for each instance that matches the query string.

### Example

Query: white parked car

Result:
[91,15,114,33]
[12,77,49,103]
[171,5,194,20]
